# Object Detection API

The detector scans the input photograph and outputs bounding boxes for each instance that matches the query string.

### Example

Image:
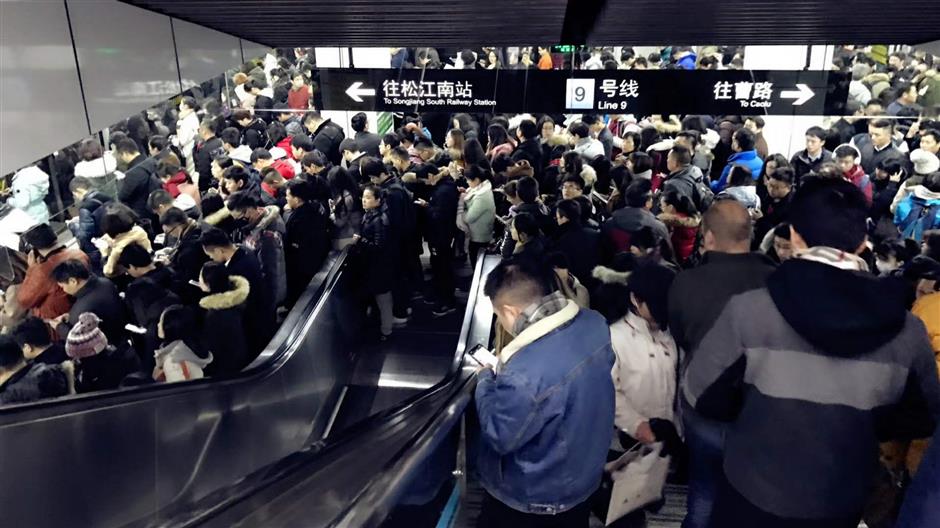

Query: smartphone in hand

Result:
[467,344,498,369]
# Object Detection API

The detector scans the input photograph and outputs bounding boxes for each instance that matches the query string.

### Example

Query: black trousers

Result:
[709,472,861,528]
[429,242,455,306]
[468,240,489,269]
[477,492,590,528]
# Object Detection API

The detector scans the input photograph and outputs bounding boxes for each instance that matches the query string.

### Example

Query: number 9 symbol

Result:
[575,86,585,101]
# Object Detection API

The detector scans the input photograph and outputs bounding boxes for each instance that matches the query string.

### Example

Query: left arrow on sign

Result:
[345,81,376,103]
[780,83,814,106]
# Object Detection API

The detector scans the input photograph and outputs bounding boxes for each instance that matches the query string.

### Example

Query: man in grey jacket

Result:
[684,177,940,527]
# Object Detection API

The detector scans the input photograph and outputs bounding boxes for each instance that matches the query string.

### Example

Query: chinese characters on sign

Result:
[713,81,774,108]
[380,79,489,107]
[598,79,639,110]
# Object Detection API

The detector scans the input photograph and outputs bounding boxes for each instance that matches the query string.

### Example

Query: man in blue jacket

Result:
[474,259,615,527]
[712,128,763,192]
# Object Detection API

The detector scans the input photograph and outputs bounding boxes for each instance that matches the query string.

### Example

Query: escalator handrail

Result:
[0,248,351,416]
[330,366,479,528]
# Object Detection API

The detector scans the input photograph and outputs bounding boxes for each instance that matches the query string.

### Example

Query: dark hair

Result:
[789,176,868,252]
[733,128,757,151]
[922,129,940,144]
[226,190,260,212]
[874,238,920,263]
[745,116,766,129]
[464,138,488,167]
[220,127,241,147]
[413,136,434,151]
[200,227,233,249]
[0,335,23,370]
[516,176,539,204]
[362,184,384,202]
[627,151,653,175]
[200,261,231,294]
[250,148,272,164]
[148,135,169,153]
[159,207,189,228]
[512,213,541,239]
[52,259,90,283]
[563,174,585,190]
[834,145,859,160]
[773,222,791,240]
[266,122,288,145]
[360,157,387,180]
[117,243,152,269]
[760,153,790,179]
[147,189,174,212]
[232,109,252,122]
[291,135,314,152]
[351,112,368,133]
[582,114,602,126]
[628,263,676,329]
[303,110,324,124]
[518,120,538,140]
[301,150,330,170]
[663,189,697,215]
[285,179,313,202]
[22,224,58,251]
[381,133,401,150]
[625,178,653,208]
[465,163,491,183]
[804,126,827,141]
[222,165,251,188]
[680,116,706,134]
[728,165,754,187]
[870,118,893,131]
[676,130,700,149]
[115,138,140,156]
[669,145,693,166]
[327,166,361,214]
[569,122,591,139]
[78,139,105,161]
[159,304,207,357]
[339,138,360,154]
[12,317,52,349]
[157,157,190,182]
[100,203,138,238]
[484,259,553,307]
[556,199,582,223]
[179,96,197,110]
[875,157,906,178]
[768,166,796,184]
[487,124,511,150]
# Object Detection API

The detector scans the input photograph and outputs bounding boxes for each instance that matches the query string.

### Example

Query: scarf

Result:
[795,246,869,272]
[511,291,569,336]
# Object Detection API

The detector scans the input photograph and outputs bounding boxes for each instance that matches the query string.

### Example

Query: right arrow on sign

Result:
[780,83,814,105]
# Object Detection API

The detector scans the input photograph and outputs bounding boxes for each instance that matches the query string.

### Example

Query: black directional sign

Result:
[319,68,850,115]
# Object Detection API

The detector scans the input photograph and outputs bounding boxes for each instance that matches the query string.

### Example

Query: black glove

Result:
[648,418,682,458]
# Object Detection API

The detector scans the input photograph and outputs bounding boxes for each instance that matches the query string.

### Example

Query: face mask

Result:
[875,259,897,275]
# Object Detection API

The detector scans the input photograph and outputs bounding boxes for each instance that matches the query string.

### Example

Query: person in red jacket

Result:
[835,144,873,205]
[16,224,90,321]
[658,189,701,265]
[250,148,295,181]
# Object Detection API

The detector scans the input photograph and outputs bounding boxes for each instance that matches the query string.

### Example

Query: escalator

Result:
[0,248,458,528]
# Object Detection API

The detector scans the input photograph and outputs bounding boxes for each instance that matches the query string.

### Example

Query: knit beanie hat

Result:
[66,312,108,359]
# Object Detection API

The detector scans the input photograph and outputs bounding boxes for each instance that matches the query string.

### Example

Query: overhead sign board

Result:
[319,68,850,115]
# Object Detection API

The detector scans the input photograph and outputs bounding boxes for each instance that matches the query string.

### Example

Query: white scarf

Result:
[794,246,869,272]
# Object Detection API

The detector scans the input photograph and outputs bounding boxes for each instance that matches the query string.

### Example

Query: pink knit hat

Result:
[66,312,108,359]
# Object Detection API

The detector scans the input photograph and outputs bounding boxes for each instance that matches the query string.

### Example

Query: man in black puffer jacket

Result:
[421,170,459,316]
[304,111,346,166]
[115,138,161,220]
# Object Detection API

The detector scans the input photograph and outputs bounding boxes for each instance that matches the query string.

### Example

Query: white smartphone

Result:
[468,344,498,369]
[125,324,147,335]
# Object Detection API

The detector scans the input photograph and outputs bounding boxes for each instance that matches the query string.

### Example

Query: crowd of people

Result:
[0,44,939,527]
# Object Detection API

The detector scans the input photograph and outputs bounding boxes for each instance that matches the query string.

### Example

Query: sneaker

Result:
[392,316,409,328]
[432,305,457,317]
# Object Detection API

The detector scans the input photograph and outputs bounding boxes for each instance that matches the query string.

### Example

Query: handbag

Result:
[604,442,670,525]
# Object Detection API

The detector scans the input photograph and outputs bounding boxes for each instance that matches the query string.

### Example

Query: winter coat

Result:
[238,118,268,150]
[58,276,127,345]
[500,201,554,257]
[487,142,514,161]
[357,207,393,295]
[659,212,701,264]
[426,177,459,248]
[754,193,791,248]
[718,185,761,212]
[225,247,275,355]
[897,423,940,528]
[714,150,764,192]
[194,137,224,192]
[311,119,346,166]
[852,133,909,176]
[166,222,209,283]
[462,180,496,244]
[0,361,72,404]
[9,166,50,224]
[154,340,212,382]
[119,154,162,219]
[610,311,678,437]
[789,148,833,182]
[475,301,615,514]
[284,202,331,296]
[668,251,776,356]
[894,186,940,241]
[377,176,414,243]
[573,137,605,161]
[683,258,940,520]
[73,343,141,393]
[175,112,200,172]
[552,220,601,287]
[843,164,873,204]
[70,190,113,268]
[511,139,543,178]
[236,206,287,306]
[331,190,362,244]
[200,275,251,375]
[17,247,90,320]
[102,225,152,278]
[356,131,382,158]
[602,206,671,256]
[664,164,711,212]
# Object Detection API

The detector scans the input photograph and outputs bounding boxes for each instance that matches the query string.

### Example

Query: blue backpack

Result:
[897,195,940,242]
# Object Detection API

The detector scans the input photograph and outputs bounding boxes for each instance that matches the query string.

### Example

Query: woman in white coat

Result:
[8,166,50,224]
[609,262,679,446]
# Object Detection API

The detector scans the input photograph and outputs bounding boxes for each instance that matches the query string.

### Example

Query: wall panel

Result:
[172,19,241,91]
[241,41,270,64]
[69,0,180,132]
[0,0,90,175]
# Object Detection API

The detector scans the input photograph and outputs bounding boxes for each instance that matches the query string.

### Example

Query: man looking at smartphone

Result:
[474,258,615,527]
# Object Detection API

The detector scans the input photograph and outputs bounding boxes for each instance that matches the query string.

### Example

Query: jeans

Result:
[682,408,727,528]
[477,492,590,528]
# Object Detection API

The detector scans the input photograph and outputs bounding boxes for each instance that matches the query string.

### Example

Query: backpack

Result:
[898,196,940,242]
[692,179,715,212]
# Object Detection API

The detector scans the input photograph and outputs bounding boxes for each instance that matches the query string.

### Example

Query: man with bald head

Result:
[668,198,776,528]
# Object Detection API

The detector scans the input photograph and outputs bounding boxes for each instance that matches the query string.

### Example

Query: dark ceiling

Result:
[123,0,940,48]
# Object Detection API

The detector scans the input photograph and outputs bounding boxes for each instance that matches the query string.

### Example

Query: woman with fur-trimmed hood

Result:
[197,262,250,376]
[98,203,152,278]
